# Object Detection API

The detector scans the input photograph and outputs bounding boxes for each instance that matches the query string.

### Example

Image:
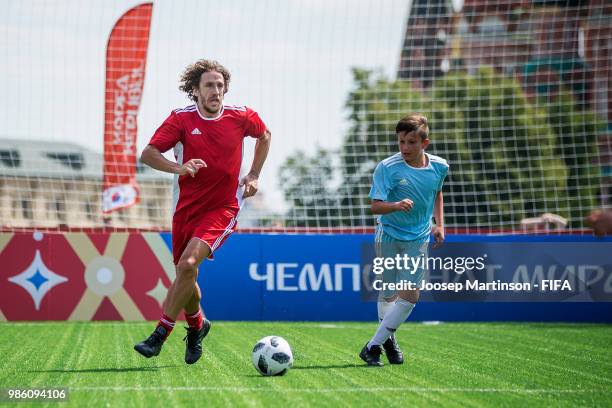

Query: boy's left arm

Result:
[433,190,445,248]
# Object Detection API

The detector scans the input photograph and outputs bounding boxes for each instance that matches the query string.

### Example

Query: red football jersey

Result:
[148,104,267,218]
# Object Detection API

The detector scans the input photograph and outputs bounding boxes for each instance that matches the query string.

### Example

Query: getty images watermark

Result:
[372,253,545,292]
[360,242,612,302]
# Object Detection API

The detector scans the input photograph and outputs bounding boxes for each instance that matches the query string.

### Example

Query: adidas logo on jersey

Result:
[191,128,202,135]
[399,179,409,185]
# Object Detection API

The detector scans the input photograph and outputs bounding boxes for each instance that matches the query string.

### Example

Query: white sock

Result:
[377,300,393,322]
[368,298,415,348]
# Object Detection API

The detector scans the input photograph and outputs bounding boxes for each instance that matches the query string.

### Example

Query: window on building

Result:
[477,16,507,35]
[55,200,66,222]
[21,199,32,219]
[147,201,158,221]
[45,152,84,170]
[0,150,20,167]
[84,201,96,221]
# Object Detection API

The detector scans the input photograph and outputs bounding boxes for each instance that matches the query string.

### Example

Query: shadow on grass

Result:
[27,365,179,374]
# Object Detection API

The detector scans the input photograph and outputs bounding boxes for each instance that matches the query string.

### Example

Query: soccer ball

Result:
[251,336,293,376]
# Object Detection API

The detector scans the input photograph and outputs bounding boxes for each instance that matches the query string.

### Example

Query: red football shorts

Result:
[172,206,239,264]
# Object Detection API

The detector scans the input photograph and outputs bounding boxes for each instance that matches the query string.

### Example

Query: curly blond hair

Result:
[179,60,231,102]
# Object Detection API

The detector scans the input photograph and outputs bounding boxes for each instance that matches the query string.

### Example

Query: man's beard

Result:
[202,101,221,114]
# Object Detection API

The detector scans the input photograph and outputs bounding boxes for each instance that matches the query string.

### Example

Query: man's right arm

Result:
[371,199,413,214]
[141,145,206,177]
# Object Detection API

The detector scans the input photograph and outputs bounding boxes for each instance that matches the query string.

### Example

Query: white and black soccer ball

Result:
[251,336,293,376]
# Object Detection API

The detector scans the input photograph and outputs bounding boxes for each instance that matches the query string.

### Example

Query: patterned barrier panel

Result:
[1,232,610,322]
[0,232,173,321]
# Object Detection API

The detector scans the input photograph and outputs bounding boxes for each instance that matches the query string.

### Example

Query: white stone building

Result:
[0,139,173,230]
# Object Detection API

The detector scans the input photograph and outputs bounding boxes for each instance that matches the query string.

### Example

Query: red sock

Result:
[156,314,175,340]
[185,308,203,330]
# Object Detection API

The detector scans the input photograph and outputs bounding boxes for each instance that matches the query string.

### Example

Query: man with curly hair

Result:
[134,60,271,364]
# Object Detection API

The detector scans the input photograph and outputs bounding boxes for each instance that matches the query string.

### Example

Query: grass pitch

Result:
[0,321,610,407]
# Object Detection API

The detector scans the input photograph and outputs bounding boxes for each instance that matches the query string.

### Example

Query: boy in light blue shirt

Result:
[360,113,448,366]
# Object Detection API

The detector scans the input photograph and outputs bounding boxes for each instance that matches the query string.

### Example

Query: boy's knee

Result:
[399,289,419,304]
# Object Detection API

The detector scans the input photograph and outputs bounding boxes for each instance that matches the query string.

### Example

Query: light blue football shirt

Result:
[369,152,449,241]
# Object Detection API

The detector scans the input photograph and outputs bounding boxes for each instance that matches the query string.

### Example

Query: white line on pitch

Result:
[71,386,607,394]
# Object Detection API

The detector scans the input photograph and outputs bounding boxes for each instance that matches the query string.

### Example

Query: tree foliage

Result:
[280,66,600,229]
[540,91,602,225]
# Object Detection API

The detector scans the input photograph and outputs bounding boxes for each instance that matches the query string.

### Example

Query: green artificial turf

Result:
[0,322,610,407]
